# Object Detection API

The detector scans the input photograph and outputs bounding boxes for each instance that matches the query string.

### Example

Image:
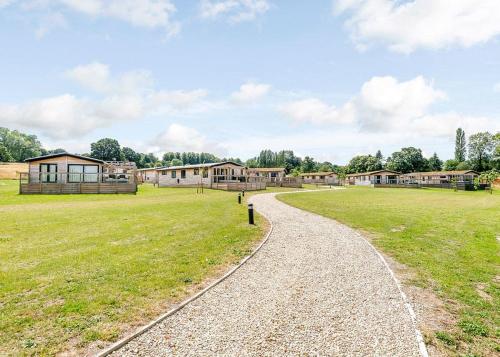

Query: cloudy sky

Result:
[1,0,500,164]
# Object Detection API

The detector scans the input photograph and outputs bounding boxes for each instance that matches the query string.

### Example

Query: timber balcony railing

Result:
[19,172,138,194]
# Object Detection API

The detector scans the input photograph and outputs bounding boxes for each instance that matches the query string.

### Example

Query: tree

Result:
[90,138,123,161]
[444,159,459,171]
[455,161,471,170]
[301,156,316,172]
[122,147,141,164]
[375,150,383,161]
[0,143,13,162]
[427,153,443,171]
[170,158,183,166]
[491,132,500,170]
[0,127,43,161]
[476,169,499,194]
[468,132,495,171]
[347,155,382,173]
[455,128,466,162]
[385,147,429,173]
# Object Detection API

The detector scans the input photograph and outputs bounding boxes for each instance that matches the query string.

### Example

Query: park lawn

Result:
[0,180,266,356]
[278,187,499,357]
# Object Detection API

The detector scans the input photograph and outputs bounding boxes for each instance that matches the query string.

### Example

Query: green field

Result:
[0,180,266,355]
[279,187,500,356]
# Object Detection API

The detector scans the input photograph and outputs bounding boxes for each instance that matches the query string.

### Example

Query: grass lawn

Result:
[0,180,266,355]
[278,187,499,357]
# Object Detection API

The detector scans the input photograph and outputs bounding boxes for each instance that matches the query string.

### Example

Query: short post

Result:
[242,190,245,197]
[238,193,241,204]
[248,203,254,225]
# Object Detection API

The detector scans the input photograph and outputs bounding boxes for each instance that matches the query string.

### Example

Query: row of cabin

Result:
[346,169,479,189]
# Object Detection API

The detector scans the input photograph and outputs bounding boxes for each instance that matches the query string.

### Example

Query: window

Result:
[171,170,176,178]
[68,165,99,183]
[161,170,167,175]
[181,170,186,179]
[194,168,199,175]
[40,163,57,183]
[202,168,208,178]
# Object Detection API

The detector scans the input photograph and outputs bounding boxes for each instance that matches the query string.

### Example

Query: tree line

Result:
[1,126,499,174]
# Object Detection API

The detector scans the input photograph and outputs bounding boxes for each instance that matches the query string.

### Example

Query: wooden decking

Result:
[20,183,137,194]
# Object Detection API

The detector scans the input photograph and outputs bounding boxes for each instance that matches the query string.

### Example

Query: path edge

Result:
[274,190,429,357]
[95,205,274,357]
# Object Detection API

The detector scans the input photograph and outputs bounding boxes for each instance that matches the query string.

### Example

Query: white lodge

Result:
[157,161,266,191]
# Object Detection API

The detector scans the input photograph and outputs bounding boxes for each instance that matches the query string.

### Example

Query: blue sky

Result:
[1,0,500,164]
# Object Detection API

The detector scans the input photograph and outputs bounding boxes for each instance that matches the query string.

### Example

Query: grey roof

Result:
[156,161,244,171]
[24,153,104,164]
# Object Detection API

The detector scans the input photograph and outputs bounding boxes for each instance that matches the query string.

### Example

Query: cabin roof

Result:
[299,171,337,176]
[247,167,286,172]
[156,161,244,171]
[401,170,479,176]
[24,153,105,164]
[347,170,401,177]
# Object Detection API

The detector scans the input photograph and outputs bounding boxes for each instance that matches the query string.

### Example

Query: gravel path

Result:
[110,191,424,356]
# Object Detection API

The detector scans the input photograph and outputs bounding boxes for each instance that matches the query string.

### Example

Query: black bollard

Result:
[242,190,245,197]
[238,193,241,204]
[248,203,254,225]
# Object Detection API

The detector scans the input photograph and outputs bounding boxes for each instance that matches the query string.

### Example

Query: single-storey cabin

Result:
[157,161,266,191]
[138,167,159,184]
[20,153,137,194]
[300,172,339,185]
[347,170,401,186]
[399,170,479,189]
[246,167,286,183]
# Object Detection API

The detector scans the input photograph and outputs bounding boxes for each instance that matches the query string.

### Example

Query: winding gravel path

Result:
[110,191,425,356]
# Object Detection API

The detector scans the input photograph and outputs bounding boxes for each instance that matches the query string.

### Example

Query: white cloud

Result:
[0,64,210,139]
[231,82,271,104]
[35,11,67,38]
[278,98,355,125]
[494,82,500,93]
[6,0,180,37]
[152,123,225,154]
[334,0,500,53]
[65,62,153,95]
[200,0,270,23]
[278,75,499,137]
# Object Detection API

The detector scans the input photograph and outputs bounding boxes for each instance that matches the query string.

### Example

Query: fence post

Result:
[248,203,254,225]
[238,193,241,204]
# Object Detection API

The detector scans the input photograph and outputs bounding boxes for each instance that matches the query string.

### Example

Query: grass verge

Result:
[0,180,266,355]
[278,186,499,356]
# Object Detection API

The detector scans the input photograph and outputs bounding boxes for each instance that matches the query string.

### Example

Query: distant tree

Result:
[375,150,383,161]
[170,158,183,166]
[468,132,495,171]
[317,161,334,172]
[90,138,123,161]
[427,153,443,171]
[385,147,428,173]
[455,128,467,162]
[245,158,258,168]
[455,161,471,170]
[347,155,382,173]
[301,156,317,172]
[122,147,141,164]
[443,159,459,171]
[0,143,13,162]
[0,127,43,161]
[492,132,500,169]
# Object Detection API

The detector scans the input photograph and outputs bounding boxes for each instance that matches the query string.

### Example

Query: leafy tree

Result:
[427,153,443,171]
[122,147,141,164]
[375,150,383,161]
[491,132,500,169]
[385,147,429,173]
[0,143,13,162]
[0,127,43,161]
[347,155,382,173]
[90,138,123,161]
[455,161,471,170]
[468,132,495,171]
[317,161,334,172]
[170,158,183,166]
[475,169,499,194]
[301,156,317,172]
[140,153,159,168]
[455,128,466,162]
[444,159,459,171]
